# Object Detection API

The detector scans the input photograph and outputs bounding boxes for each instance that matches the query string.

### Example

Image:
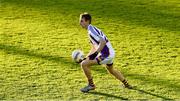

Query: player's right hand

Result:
[78,58,87,63]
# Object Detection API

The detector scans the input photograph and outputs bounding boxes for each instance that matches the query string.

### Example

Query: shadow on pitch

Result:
[131,87,173,100]
[126,73,177,100]
[0,44,78,68]
[0,43,113,73]
[88,88,173,100]
[88,91,128,100]
[127,73,180,94]
[2,0,180,31]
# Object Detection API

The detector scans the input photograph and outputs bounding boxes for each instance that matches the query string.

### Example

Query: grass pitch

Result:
[0,0,180,100]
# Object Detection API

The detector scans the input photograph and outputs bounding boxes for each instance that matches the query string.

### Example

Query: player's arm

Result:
[86,45,96,58]
[88,37,106,60]
[96,37,106,53]
[79,42,96,62]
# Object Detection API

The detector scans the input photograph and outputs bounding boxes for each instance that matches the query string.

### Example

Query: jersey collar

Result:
[87,24,92,30]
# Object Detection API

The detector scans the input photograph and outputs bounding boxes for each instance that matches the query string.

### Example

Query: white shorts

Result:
[96,54,115,65]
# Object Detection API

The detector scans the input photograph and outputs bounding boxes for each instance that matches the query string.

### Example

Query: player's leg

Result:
[106,64,132,89]
[106,64,125,81]
[80,59,98,92]
[81,59,97,86]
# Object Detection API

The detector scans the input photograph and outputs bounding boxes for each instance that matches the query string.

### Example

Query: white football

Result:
[71,50,84,63]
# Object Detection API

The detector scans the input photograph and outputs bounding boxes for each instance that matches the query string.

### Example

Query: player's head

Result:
[79,12,91,28]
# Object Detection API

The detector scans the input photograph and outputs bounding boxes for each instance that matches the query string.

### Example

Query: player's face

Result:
[80,18,89,28]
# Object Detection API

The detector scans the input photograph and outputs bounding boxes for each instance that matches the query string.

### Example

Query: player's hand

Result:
[88,51,98,60]
[78,58,86,63]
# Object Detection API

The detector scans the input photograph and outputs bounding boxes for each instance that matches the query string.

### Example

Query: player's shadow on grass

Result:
[88,88,172,100]
[127,73,180,93]
[132,87,173,100]
[88,91,128,100]
[127,73,177,100]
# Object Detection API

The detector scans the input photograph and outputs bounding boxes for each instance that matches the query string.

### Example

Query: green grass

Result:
[0,0,180,100]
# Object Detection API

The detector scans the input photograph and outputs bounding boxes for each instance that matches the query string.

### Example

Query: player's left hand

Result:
[88,51,98,60]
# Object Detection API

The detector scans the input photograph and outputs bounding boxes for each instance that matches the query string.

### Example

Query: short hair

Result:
[80,12,92,24]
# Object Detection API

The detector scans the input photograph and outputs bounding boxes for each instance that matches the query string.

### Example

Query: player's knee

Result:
[106,66,114,74]
[80,60,88,67]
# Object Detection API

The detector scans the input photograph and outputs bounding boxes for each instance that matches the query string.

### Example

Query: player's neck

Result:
[85,24,90,29]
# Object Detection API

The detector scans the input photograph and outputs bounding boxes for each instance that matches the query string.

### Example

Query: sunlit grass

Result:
[0,0,180,100]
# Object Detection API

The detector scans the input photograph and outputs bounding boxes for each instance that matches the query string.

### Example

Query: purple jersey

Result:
[87,24,115,58]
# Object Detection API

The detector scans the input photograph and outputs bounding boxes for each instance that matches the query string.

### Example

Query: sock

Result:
[122,79,129,86]
[88,78,95,87]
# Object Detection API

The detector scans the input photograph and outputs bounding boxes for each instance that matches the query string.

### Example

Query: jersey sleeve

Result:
[89,26,105,41]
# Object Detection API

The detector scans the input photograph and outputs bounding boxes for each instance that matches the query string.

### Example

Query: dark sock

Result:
[88,78,95,87]
[122,79,129,86]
